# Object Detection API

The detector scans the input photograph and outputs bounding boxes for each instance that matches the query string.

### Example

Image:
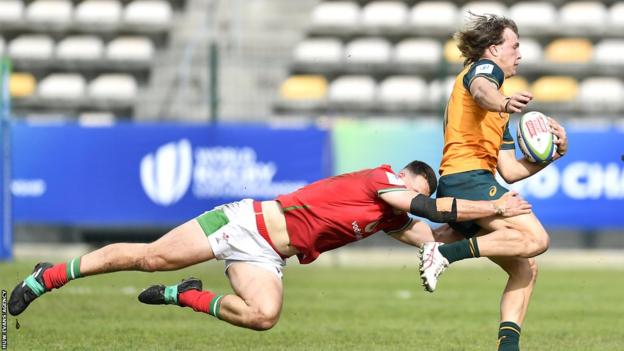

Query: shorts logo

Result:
[489,186,497,197]
[215,232,230,244]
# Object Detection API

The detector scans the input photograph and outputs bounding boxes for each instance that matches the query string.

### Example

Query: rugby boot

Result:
[138,277,203,306]
[9,262,53,316]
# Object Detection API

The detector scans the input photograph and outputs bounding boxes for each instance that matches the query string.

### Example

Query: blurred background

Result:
[1,0,624,262]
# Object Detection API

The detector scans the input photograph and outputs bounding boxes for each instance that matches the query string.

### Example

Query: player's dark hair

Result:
[455,12,518,66]
[403,160,437,195]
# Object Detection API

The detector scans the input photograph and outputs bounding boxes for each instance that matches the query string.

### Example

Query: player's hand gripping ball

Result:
[517,111,557,163]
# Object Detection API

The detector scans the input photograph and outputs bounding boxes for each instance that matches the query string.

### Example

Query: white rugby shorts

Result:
[198,199,285,279]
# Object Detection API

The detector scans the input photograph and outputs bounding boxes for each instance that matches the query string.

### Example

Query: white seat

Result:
[593,40,624,65]
[509,2,557,32]
[79,111,116,125]
[461,2,507,24]
[608,3,624,28]
[428,76,456,106]
[394,39,442,65]
[310,1,360,29]
[293,38,343,64]
[106,36,155,61]
[560,1,607,31]
[361,1,408,29]
[75,0,122,26]
[38,73,86,100]
[124,0,172,27]
[0,38,4,56]
[328,75,376,104]
[409,1,457,30]
[0,0,24,23]
[579,77,624,112]
[378,76,427,108]
[88,74,138,100]
[519,39,542,65]
[26,0,72,24]
[8,35,54,60]
[56,36,104,60]
[344,38,391,64]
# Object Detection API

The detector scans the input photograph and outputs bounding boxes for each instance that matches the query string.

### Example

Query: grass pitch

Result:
[1,260,623,350]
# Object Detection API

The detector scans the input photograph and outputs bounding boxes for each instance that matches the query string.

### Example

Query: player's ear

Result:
[488,44,499,57]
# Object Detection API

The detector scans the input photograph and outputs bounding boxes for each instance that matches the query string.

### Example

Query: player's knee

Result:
[526,231,550,257]
[248,307,280,331]
[506,258,538,283]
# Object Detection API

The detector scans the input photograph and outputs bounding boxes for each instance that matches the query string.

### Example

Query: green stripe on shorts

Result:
[196,209,229,237]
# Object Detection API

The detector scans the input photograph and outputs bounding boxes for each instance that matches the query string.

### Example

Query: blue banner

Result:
[503,123,624,229]
[12,122,330,226]
[1,57,12,260]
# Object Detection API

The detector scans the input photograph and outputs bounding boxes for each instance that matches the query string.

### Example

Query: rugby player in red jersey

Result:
[9,161,531,330]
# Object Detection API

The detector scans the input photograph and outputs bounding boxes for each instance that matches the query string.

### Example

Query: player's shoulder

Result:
[370,164,405,186]
[462,59,505,90]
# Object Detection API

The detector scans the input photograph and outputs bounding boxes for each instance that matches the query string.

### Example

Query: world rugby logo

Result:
[140,139,193,206]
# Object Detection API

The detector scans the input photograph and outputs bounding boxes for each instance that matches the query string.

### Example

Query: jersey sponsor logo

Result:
[385,172,405,186]
[489,186,497,197]
[475,64,494,75]
[140,139,193,206]
[351,221,363,240]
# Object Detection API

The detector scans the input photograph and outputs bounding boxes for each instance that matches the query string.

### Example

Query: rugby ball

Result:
[517,111,557,163]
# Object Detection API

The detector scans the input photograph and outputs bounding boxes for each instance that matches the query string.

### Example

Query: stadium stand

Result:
[275,0,624,117]
[0,1,24,23]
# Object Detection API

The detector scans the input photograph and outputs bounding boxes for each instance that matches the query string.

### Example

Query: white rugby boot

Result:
[419,242,449,293]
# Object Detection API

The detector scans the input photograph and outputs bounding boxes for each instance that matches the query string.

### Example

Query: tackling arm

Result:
[379,190,531,223]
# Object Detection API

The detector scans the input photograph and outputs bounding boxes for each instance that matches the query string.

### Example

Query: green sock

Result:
[497,321,521,351]
[438,237,480,263]
[65,257,82,281]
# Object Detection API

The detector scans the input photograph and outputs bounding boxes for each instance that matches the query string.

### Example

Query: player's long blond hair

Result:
[455,12,518,66]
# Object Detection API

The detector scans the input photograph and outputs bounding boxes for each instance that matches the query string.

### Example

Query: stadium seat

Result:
[106,36,155,62]
[0,38,4,57]
[293,38,343,65]
[545,39,593,63]
[344,38,391,64]
[503,76,529,96]
[328,75,376,105]
[75,0,122,26]
[519,39,542,65]
[0,0,24,23]
[409,2,457,31]
[88,74,138,101]
[309,1,360,30]
[279,75,328,101]
[10,73,37,98]
[56,36,104,61]
[8,35,54,60]
[361,1,408,29]
[394,39,442,65]
[428,76,456,106]
[124,0,172,27]
[26,0,72,25]
[38,73,87,100]
[593,40,624,65]
[444,39,463,64]
[531,76,579,102]
[460,2,507,24]
[378,76,427,110]
[79,111,116,125]
[608,3,624,28]
[509,2,557,32]
[579,77,624,112]
[559,1,607,32]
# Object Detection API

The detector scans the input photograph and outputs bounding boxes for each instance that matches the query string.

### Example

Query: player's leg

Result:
[489,256,538,351]
[9,218,214,316]
[139,262,283,331]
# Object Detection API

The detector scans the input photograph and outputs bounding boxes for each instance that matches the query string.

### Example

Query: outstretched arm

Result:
[380,190,532,223]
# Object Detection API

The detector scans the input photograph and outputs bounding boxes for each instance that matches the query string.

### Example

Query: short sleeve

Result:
[371,165,408,197]
[501,121,516,150]
[384,214,414,235]
[463,59,505,91]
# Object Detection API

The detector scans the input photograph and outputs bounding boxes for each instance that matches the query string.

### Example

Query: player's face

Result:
[407,175,432,197]
[496,28,521,78]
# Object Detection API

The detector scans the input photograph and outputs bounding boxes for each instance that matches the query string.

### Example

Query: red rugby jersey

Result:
[276,165,413,264]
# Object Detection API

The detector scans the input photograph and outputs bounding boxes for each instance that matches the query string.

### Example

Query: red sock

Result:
[179,290,223,317]
[42,263,69,290]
